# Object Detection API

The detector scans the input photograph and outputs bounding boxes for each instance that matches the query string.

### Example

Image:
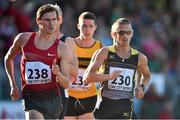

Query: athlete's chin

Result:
[118,43,129,47]
[84,35,92,39]
[47,28,56,33]
[47,30,55,34]
[122,43,129,46]
[121,41,130,46]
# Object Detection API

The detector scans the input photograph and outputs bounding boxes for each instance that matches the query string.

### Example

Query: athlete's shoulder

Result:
[16,32,33,40]
[131,47,139,55]
[58,40,71,59]
[64,37,75,43]
[138,51,148,66]
[98,46,109,54]
[93,46,109,62]
[63,37,76,49]
[58,40,69,50]
[92,40,102,49]
[64,36,73,40]
[14,32,34,47]
[95,39,103,45]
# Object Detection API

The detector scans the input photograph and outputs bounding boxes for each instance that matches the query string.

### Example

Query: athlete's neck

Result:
[114,45,131,59]
[76,36,95,47]
[38,31,56,42]
[55,31,64,39]
[79,36,94,41]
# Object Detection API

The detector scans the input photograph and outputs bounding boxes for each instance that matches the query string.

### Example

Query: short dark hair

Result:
[111,18,132,32]
[78,12,96,24]
[36,4,58,19]
[117,18,131,24]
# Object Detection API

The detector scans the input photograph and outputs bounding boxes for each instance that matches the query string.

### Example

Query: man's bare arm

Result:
[65,38,78,79]
[83,47,121,83]
[4,33,30,100]
[134,53,151,99]
[138,53,151,87]
[53,41,70,88]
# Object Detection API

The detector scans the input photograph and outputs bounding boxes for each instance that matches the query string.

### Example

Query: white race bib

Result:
[108,67,134,92]
[69,69,91,90]
[25,62,52,84]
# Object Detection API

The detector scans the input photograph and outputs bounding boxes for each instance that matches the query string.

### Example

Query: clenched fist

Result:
[134,85,145,99]
[52,59,60,76]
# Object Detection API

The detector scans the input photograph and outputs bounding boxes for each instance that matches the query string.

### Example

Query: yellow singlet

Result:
[68,40,102,99]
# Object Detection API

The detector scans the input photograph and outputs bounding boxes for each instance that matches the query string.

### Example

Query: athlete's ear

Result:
[77,23,80,30]
[36,18,41,26]
[94,24,97,31]
[130,29,133,39]
[111,32,116,39]
[58,16,63,25]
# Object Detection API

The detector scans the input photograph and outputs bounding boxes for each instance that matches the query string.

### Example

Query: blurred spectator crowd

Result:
[0,0,179,119]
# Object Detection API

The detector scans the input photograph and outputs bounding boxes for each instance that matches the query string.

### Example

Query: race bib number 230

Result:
[108,67,134,92]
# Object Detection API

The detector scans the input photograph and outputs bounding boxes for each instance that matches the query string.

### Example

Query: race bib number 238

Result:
[25,62,52,84]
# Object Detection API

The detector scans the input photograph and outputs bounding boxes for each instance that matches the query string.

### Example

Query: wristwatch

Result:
[140,84,145,92]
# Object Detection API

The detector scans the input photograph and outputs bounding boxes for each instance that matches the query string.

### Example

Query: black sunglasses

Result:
[117,30,132,35]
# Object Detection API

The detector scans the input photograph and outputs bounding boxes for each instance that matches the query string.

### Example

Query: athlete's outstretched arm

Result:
[52,41,70,88]
[83,47,121,84]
